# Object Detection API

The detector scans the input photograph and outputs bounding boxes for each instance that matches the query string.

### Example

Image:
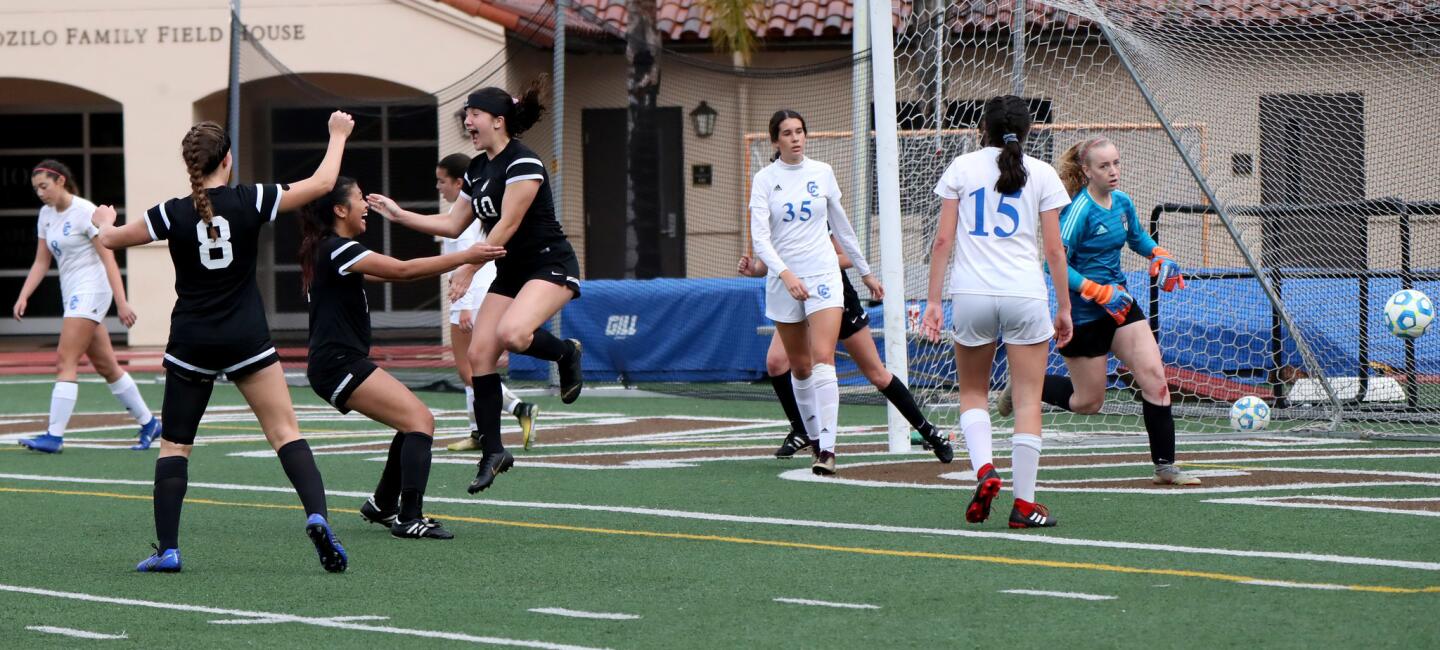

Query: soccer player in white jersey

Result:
[920,96,1074,528]
[749,109,882,476]
[431,154,538,452]
[12,159,161,454]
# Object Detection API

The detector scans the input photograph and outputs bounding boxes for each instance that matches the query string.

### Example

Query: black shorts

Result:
[307,351,379,414]
[489,241,581,299]
[838,278,871,340]
[163,339,279,381]
[1058,305,1148,358]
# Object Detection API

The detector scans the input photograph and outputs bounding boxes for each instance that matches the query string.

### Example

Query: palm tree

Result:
[625,0,661,278]
[699,0,763,65]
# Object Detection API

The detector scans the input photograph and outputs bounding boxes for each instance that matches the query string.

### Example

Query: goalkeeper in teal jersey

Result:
[997,137,1198,486]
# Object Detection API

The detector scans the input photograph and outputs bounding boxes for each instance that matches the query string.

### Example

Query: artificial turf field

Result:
[0,372,1437,648]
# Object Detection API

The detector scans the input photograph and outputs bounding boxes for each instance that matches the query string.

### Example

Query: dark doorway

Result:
[1259,93,1365,268]
[582,107,686,279]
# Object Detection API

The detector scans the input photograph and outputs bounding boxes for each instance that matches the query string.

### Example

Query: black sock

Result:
[399,432,432,521]
[473,373,505,454]
[153,456,188,550]
[1143,398,1177,466]
[524,327,570,362]
[770,372,806,434]
[373,432,405,508]
[1042,375,1076,411]
[879,375,933,434]
[277,439,328,520]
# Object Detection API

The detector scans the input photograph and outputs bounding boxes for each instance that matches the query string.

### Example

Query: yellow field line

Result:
[2,486,1436,595]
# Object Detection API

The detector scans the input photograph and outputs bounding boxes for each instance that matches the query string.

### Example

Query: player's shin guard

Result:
[278,439,328,520]
[1010,433,1043,503]
[791,372,820,442]
[1143,399,1177,466]
[812,364,839,453]
[523,327,569,362]
[472,373,505,454]
[153,456,188,550]
[398,432,432,521]
[107,372,154,426]
[47,381,78,438]
[770,372,806,434]
[879,375,932,433]
[373,432,405,506]
[960,408,993,469]
[1041,375,1075,411]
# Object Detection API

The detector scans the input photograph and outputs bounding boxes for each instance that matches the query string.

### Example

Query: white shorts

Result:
[948,293,1054,346]
[62,290,112,323]
[765,270,844,324]
[447,263,497,325]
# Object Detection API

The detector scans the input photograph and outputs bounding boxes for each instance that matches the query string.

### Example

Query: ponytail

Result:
[1057,137,1110,197]
[298,176,356,293]
[981,95,1033,194]
[466,78,546,138]
[31,159,79,195]
[180,121,230,233]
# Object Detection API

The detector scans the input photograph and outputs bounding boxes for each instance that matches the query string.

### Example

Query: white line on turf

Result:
[1240,580,1354,591]
[0,584,603,649]
[773,598,880,610]
[25,625,128,640]
[210,615,391,625]
[2,472,1436,573]
[528,608,640,620]
[1204,497,1440,518]
[1000,589,1116,601]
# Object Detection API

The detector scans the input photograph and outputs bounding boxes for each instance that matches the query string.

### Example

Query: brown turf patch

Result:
[325,417,773,454]
[0,413,137,436]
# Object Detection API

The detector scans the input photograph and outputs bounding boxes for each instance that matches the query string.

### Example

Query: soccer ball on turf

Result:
[1383,289,1434,339]
[1230,396,1271,432]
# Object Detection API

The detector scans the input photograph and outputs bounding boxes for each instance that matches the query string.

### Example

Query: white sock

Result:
[464,386,476,432]
[811,363,839,453]
[501,381,521,415]
[1010,433,1043,503]
[960,408,993,471]
[107,372,153,426]
[791,373,820,442]
[47,381,79,438]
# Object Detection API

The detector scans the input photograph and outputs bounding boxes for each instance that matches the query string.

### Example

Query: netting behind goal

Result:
[891,1,1440,437]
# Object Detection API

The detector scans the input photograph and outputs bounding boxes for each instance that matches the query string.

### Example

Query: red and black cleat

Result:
[1008,498,1058,529]
[966,463,1003,524]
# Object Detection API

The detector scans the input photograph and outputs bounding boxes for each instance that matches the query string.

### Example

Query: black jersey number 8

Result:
[196,216,235,270]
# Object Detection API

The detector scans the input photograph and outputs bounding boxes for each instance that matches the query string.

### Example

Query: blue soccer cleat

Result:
[131,419,162,451]
[136,545,182,573]
[305,514,348,573]
[18,433,63,454]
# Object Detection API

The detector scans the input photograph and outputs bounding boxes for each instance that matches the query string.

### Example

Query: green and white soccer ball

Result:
[1383,289,1434,339]
[1230,395,1271,432]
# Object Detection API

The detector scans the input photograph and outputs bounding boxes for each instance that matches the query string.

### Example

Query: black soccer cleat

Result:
[391,517,455,540]
[966,463,1003,524]
[1008,499,1058,529]
[359,496,398,528]
[919,426,954,464]
[467,450,515,494]
[559,339,584,404]
[811,450,837,476]
[774,430,814,459]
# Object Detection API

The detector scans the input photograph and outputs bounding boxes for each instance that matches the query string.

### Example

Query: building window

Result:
[266,103,439,330]
[0,111,124,322]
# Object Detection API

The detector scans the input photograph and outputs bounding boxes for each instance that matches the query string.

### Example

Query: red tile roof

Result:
[440,1,1439,44]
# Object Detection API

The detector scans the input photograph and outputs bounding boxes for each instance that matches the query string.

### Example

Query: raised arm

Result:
[276,111,354,213]
[349,244,505,283]
[368,190,474,239]
[93,204,152,250]
[12,239,52,321]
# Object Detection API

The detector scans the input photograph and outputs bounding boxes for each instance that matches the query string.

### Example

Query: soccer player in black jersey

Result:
[93,111,355,573]
[739,239,954,463]
[367,82,582,495]
[299,177,504,539]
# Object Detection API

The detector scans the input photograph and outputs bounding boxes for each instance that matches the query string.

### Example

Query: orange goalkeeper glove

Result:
[1080,279,1134,325]
[1148,246,1186,292]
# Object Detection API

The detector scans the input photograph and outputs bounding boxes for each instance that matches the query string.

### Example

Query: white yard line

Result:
[25,625,128,640]
[527,608,640,621]
[210,615,390,625]
[2,472,1437,573]
[1240,579,1354,592]
[0,584,603,650]
[1000,589,1116,601]
[1205,497,1440,518]
[773,597,880,610]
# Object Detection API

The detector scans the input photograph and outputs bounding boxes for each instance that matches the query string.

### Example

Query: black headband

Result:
[465,91,515,118]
